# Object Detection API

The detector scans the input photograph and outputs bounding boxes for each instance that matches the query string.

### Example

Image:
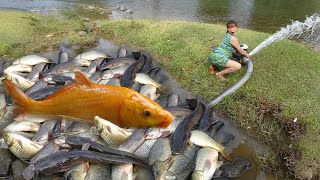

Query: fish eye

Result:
[144,109,151,116]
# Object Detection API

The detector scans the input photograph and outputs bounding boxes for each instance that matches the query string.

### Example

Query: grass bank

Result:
[0,10,319,179]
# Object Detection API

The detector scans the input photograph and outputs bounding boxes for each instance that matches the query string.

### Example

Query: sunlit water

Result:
[250,13,320,55]
[1,0,320,34]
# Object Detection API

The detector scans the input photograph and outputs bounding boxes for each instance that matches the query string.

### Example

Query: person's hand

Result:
[246,54,253,59]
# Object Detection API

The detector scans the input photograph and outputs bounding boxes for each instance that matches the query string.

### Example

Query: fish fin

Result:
[74,72,94,87]
[221,151,233,161]
[217,161,223,168]
[16,139,24,148]
[2,79,33,114]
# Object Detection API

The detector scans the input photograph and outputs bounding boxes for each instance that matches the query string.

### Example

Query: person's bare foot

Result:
[209,66,214,75]
[216,72,227,81]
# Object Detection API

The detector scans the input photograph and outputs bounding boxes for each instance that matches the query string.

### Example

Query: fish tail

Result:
[221,150,233,161]
[2,79,34,114]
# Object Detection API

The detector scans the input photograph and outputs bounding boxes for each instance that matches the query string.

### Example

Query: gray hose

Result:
[208,58,253,108]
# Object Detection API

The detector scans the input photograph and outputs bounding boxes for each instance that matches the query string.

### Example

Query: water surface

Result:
[1,0,320,33]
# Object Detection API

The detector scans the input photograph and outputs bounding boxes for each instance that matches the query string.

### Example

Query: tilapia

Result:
[189,130,230,160]
[191,148,223,180]
[4,64,32,73]
[4,72,35,91]
[161,145,198,180]
[75,51,107,61]
[13,55,52,66]
[3,121,40,133]
[111,163,133,180]
[134,73,161,88]
[94,116,132,146]
[85,163,111,180]
[3,132,43,160]
[2,72,174,128]
[149,138,171,179]
[64,162,89,180]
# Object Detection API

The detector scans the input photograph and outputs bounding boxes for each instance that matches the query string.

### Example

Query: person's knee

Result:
[235,63,241,70]
[230,63,241,71]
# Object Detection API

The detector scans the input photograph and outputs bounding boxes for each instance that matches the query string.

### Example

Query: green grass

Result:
[0,11,97,58]
[0,11,319,179]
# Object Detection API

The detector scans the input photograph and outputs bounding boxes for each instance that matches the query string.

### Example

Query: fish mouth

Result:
[159,119,171,128]
[159,113,174,128]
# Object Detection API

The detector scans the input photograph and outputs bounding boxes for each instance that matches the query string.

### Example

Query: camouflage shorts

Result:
[208,51,229,70]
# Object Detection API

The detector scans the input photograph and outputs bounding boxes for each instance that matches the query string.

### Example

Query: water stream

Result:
[250,13,320,56]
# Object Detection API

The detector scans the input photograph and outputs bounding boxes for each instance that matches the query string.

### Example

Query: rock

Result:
[314,44,320,52]
[208,36,215,41]
[220,158,253,178]
[0,149,14,176]
[84,23,95,33]
[120,6,127,11]
[126,9,133,14]
[12,160,28,180]
[81,18,91,22]
[78,31,87,36]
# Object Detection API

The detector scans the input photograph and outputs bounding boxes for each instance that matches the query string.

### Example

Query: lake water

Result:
[1,0,320,33]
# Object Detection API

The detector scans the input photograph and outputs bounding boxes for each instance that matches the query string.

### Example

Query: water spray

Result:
[208,13,320,108]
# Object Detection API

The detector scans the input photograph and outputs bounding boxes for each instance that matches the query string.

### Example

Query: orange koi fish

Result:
[2,72,174,128]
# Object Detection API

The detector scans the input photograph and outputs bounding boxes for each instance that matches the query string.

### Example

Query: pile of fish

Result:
[0,39,253,179]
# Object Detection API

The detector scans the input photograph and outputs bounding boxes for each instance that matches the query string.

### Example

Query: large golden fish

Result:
[2,72,174,128]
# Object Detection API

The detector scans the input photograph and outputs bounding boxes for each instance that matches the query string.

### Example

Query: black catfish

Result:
[65,136,147,166]
[24,150,148,180]
[120,52,146,87]
[170,99,204,154]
